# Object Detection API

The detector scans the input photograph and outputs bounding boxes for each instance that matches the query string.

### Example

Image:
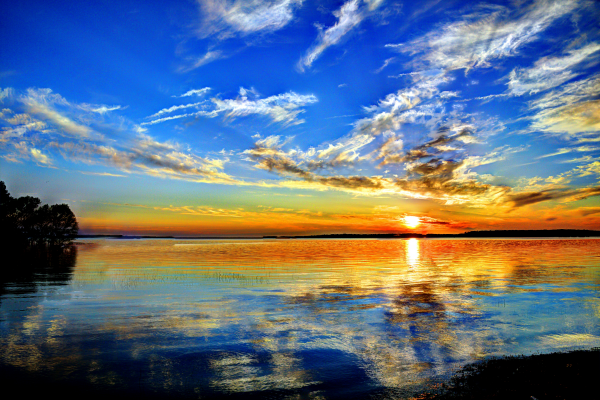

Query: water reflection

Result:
[0,239,599,398]
[406,238,420,268]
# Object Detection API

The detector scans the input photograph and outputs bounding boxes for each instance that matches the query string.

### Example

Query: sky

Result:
[1,0,599,236]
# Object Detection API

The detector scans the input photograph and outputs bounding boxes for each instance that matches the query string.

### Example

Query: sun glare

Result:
[403,216,421,229]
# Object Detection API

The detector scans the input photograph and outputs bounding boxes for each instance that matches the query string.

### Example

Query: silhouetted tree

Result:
[0,181,78,248]
[33,203,78,246]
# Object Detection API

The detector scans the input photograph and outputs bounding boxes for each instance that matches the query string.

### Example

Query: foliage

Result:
[0,181,78,247]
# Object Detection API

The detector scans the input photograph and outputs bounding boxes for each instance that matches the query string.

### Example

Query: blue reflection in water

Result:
[0,239,599,398]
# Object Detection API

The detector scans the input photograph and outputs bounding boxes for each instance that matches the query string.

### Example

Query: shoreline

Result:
[0,348,598,400]
[75,229,600,240]
[417,347,600,399]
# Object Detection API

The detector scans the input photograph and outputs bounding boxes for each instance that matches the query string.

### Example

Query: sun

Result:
[403,216,421,229]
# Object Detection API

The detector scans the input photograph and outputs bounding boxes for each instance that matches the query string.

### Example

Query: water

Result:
[1,238,599,398]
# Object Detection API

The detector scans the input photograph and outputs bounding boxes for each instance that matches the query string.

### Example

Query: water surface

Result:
[1,239,599,398]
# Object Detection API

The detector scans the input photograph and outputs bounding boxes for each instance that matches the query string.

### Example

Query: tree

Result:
[0,181,78,248]
[33,204,79,246]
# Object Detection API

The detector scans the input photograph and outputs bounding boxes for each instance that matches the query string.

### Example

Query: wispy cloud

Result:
[147,102,207,119]
[505,185,600,208]
[174,87,212,98]
[535,145,600,159]
[298,0,385,71]
[178,50,225,73]
[387,0,580,72]
[196,0,303,38]
[181,1,304,71]
[30,148,52,165]
[374,57,396,73]
[0,87,236,185]
[144,87,318,127]
[507,42,600,96]
[77,103,123,114]
[529,74,600,139]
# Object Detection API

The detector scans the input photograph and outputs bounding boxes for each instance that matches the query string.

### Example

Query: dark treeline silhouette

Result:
[266,229,600,239]
[0,181,78,248]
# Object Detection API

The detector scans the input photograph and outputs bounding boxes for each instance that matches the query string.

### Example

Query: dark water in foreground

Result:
[1,239,599,399]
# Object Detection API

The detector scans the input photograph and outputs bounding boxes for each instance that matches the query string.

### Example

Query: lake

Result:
[1,238,599,399]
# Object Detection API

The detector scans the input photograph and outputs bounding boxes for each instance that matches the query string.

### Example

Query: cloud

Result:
[578,207,600,216]
[506,185,600,208]
[507,42,600,96]
[180,1,303,70]
[307,133,374,170]
[394,157,496,204]
[242,131,508,204]
[105,201,326,221]
[353,72,452,137]
[0,87,15,103]
[176,87,212,98]
[528,74,600,139]
[48,138,235,183]
[145,87,317,127]
[532,99,600,138]
[30,148,52,165]
[147,102,207,119]
[535,145,600,159]
[77,103,122,114]
[196,0,303,38]
[0,87,237,185]
[298,0,385,71]
[141,110,217,126]
[17,88,94,139]
[573,160,600,178]
[388,0,580,72]
[374,57,396,73]
[178,50,225,73]
[79,171,127,178]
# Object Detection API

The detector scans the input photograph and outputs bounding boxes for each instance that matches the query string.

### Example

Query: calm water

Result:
[1,238,599,399]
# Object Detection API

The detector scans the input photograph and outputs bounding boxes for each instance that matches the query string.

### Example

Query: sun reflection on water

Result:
[1,239,599,398]
[406,238,420,268]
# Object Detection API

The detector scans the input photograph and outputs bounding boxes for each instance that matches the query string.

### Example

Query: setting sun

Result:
[403,216,421,229]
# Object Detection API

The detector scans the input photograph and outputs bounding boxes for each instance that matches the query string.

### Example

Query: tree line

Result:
[1,181,78,248]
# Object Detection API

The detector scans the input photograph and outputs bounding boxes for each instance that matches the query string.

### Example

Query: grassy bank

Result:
[417,348,600,400]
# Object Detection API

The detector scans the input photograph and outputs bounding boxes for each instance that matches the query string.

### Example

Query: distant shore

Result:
[76,229,600,240]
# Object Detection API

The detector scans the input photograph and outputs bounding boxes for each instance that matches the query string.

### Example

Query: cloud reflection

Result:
[1,239,599,397]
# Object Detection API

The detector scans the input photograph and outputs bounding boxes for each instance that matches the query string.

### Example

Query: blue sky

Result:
[1,0,599,235]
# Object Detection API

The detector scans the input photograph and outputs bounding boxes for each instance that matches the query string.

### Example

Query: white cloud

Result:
[388,0,580,72]
[145,88,318,127]
[176,87,212,98]
[196,0,303,38]
[78,103,122,114]
[508,42,600,96]
[213,89,317,126]
[535,145,600,159]
[0,87,15,103]
[178,50,224,73]
[529,74,600,139]
[19,89,93,138]
[374,57,396,73]
[30,148,52,165]
[141,110,217,126]
[147,102,206,119]
[298,0,385,71]
[0,87,237,184]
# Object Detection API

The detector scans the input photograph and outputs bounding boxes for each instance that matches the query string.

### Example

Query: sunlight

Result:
[403,216,421,229]
[406,238,420,268]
